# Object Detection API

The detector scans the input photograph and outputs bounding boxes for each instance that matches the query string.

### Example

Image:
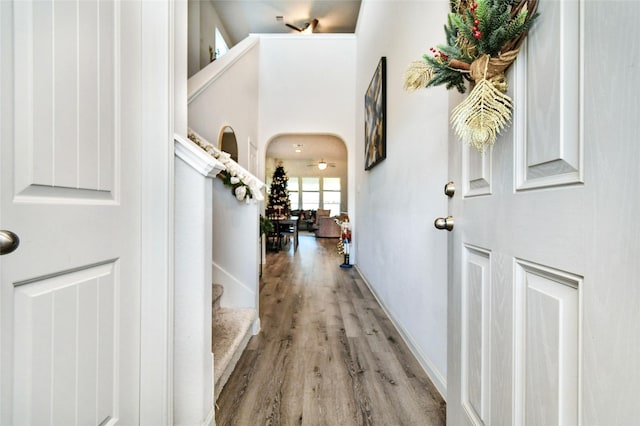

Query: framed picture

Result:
[364,56,386,170]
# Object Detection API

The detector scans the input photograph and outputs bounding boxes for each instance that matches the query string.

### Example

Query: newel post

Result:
[173,135,225,426]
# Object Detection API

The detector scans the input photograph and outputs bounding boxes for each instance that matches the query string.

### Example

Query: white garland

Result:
[188,130,264,203]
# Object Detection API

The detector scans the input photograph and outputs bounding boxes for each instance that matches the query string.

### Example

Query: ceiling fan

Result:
[307,159,336,170]
[286,18,319,34]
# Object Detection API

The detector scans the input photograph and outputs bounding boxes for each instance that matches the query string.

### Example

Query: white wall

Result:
[257,35,357,238]
[188,37,260,170]
[354,0,450,395]
[211,178,260,310]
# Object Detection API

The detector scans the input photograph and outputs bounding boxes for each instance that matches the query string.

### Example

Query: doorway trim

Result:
[139,2,175,424]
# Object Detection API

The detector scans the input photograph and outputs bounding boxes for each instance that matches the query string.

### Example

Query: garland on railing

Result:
[404,0,538,151]
[188,130,264,203]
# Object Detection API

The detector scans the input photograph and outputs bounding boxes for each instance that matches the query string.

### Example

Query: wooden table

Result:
[276,216,298,251]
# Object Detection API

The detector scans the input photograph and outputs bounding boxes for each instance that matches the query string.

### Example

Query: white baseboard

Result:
[202,405,215,426]
[252,317,261,335]
[355,265,447,400]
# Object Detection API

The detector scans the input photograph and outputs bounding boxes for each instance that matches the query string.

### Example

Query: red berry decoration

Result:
[474,19,479,25]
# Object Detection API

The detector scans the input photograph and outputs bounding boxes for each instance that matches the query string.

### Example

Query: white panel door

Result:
[1,1,142,424]
[446,1,640,424]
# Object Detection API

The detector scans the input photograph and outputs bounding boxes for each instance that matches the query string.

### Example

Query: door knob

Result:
[0,230,20,255]
[444,181,455,198]
[434,216,454,231]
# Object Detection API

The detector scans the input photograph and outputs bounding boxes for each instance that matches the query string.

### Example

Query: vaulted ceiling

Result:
[211,0,362,45]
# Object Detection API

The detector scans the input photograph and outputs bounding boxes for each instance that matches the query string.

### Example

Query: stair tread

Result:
[212,307,256,399]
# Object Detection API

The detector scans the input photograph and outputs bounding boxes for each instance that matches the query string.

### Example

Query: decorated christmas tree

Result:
[268,164,291,217]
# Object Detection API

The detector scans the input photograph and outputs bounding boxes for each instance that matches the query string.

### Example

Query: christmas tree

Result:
[268,164,291,217]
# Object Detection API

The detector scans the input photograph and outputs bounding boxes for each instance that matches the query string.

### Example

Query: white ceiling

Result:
[211,0,362,45]
[267,134,347,162]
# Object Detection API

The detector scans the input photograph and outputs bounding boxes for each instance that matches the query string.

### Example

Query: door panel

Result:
[514,260,580,426]
[14,0,116,199]
[462,145,492,197]
[448,1,640,425]
[1,1,141,424]
[515,0,582,190]
[461,246,491,425]
[14,262,117,425]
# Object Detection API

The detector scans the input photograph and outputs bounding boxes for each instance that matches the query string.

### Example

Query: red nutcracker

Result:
[338,215,352,268]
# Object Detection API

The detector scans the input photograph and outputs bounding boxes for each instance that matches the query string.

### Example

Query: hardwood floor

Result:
[216,235,446,425]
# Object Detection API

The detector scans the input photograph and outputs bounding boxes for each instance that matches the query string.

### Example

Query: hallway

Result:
[216,235,446,425]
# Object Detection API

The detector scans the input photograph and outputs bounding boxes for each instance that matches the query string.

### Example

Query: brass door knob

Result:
[434,216,454,231]
[0,230,20,255]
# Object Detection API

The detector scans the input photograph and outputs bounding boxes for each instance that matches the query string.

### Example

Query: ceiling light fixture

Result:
[317,160,328,170]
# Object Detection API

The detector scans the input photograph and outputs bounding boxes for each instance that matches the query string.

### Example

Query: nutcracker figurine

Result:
[337,215,352,269]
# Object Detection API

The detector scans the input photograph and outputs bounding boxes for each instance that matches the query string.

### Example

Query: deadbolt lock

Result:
[444,182,455,198]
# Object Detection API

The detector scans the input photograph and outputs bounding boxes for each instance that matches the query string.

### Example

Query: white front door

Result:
[446,1,640,424]
[1,1,143,424]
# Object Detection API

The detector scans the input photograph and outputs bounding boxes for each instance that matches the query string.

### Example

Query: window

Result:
[322,177,341,216]
[287,177,299,210]
[214,28,229,60]
[287,176,342,214]
[301,177,320,210]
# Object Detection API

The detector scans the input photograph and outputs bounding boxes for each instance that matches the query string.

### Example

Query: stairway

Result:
[211,283,257,401]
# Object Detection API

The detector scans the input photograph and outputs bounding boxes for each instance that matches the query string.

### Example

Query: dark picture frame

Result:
[364,56,386,170]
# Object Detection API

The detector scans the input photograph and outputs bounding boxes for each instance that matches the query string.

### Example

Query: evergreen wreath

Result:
[404,0,539,151]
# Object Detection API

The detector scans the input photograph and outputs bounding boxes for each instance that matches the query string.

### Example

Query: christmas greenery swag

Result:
[404,0,539,151]
[188,130,264,203]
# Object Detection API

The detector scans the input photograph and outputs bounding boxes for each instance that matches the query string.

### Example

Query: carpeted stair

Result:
[212,283,256,401]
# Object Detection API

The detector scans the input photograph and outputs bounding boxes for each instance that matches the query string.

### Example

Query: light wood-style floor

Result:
[216,234,446,425]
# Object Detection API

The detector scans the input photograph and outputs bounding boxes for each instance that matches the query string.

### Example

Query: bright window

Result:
[288,177,299,210]
[214,28,229,60]
[322,177,341,216]
[302,177,320,210]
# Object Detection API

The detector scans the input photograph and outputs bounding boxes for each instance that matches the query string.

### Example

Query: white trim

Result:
[211,260,256,297]
[355,266,447,399]
[139,1,174,424]
[174,134,225,178]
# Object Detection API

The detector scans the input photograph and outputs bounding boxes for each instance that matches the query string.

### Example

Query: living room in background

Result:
[287,177,342,215]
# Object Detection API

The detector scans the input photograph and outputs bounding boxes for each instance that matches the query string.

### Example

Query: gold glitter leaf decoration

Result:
[403,61,434,92]
[450,78,513,152]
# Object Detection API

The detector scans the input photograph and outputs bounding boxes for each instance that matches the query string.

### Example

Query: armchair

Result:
[315,210,341,238]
